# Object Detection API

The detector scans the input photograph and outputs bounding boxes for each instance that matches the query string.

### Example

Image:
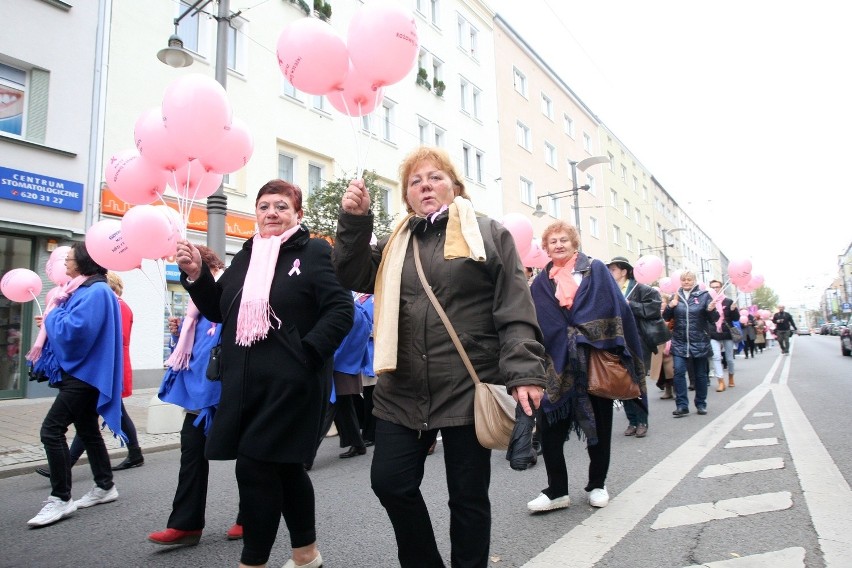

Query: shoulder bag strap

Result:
[412,237,481,386]
[220,287,244,328]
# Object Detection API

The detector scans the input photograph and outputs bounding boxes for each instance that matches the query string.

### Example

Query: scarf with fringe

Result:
[25,275,87,363]
[165,301,217,370]
[549,252,579,308]
[373,197,485,374]
[235,224,300,346]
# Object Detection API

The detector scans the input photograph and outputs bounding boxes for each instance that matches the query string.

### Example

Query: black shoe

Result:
[304,462,313,471]
[112,449,144,471]
[672,408,690,417]
[697,407,707,415]
[688,385,695,391]
[34,467,50,478]
[363,439,375,447]
[339,446,367,458]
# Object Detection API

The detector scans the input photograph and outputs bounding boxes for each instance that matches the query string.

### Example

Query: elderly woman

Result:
[176,180,353,568]
[27,241,124,527]
[334,146,547,568]
[527,222,645,513]
[663,271,718,417]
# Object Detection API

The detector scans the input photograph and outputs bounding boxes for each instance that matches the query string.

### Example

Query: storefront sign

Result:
[0,166,84,211]
[165,263,181,283]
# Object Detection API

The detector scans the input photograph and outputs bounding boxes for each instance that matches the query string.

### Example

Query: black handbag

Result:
[205,287,242,382]
[638,316,671,350]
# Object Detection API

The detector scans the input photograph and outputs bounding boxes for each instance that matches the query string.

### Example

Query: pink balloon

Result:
[633,255,663,285]
[727,258,752,287]
[348,0,419,88]
[759,309,771,319]
[326,63,384,117]
[501,213,533,258]
[197,117,254,174]
[749,273,765,289]
[170,159,223,200]
[658,277,678,294]
[121,205,179,260]
[161,74,232,160]
[1,268,43,303]
[105,149,170,205]
[134,107,184,172]
[523,243,550,269]
[85,220,143,272]
[45,246,72,286]
[740,315,749,325]
[276,18,349,95]
[155,206,184,257]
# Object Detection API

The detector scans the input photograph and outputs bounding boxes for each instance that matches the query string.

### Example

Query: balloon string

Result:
[138,260,172,319]
[340,96,362,179]
[29,291,43,316]
[361,88,383,178]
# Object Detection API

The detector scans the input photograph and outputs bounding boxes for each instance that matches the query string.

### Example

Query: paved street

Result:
[0,334,850,567]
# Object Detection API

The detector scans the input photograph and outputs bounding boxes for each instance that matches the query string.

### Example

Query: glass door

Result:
[0,234,34,399]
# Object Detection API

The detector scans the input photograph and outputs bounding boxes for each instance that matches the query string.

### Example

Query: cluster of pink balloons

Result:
[276,0,419,117]
[727,258,764,293]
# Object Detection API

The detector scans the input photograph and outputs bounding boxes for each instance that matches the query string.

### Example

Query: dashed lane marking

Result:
[724,437,778,449]
[697,457,784,478]
[650,491,792,529]
[682,546,805,567]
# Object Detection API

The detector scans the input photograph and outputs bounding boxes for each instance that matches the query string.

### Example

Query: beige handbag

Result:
[412,238,516,450]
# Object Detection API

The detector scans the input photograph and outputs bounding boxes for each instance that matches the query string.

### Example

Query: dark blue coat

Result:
[663,286,718,358]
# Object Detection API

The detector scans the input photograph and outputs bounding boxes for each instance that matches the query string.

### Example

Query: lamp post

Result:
[700,257,718,283]
[158,0,231,260]
[661,227,685,275]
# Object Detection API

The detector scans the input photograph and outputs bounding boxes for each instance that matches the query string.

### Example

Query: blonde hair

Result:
[541,220,580,251]
[106,271,124,296]
[679,270,697,281]
[398,146,468,213]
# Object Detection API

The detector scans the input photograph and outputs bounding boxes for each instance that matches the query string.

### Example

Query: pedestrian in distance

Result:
[772,305,797,354]
[707,279,740,391]
[743,314,757,359]
[148,245,243,546]
[754,315,767,352]
[334,146,547,568]
[663,271,719,417]
[526,222,646,514]
[176,179,354,568]
[26,241,124,527]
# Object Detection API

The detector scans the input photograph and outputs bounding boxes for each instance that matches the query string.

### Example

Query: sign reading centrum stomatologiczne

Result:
[0,166,84,212]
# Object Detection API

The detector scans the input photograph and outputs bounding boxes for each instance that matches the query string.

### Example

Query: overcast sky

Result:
[490,0,850,308]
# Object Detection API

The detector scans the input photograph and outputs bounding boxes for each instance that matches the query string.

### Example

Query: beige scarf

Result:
[373,197,485,374]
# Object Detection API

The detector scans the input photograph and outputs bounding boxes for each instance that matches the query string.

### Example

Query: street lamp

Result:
[157,0,232,260]
[661,227,685,275]
[700,257,718,283]
[532,155,609,250]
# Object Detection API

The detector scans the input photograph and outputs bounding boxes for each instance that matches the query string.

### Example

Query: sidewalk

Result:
[0,388,181,479]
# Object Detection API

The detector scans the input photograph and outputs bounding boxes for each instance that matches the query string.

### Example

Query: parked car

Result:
[840,316,851,356]
[796,327,811,336]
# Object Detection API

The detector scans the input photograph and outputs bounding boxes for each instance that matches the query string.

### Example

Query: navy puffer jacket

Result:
[663,286,719,358]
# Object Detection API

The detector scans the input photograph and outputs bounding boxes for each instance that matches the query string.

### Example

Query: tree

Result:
[752,285,779,310]
[303,170,397,240]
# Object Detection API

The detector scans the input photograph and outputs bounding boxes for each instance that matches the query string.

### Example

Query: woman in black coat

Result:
[176,180,353,568]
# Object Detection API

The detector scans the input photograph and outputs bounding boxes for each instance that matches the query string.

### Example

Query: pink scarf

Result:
[549,253,579,309]
[165,301,217,370]
[235,225,300,346]
[26,275,88,362]
[715,293,726,332]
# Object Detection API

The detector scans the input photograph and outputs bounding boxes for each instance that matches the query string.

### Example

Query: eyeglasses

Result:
[65,256,76,263]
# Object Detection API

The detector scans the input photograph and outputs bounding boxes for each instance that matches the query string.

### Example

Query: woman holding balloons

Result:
[26,242,125,527]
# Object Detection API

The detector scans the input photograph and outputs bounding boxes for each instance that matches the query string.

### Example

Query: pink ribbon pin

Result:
[288,259,301,276]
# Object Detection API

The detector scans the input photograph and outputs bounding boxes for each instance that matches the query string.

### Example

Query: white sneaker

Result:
[589,487,609,508]
[76,484,118,508]
[527,492,570,512]
[27,496,77,527]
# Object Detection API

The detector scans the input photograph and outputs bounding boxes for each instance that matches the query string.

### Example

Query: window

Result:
[474,150,484,184]
[610,189,618,207]
[0,62,26,136]
[643,185,649,200]
[456,14,478,57]
[471,87,481,119]
[434,125,445,147]
[312,95,326,112]
[625,233,633,251]
[563,113,574,137]
[547,195,560,218]
[623,199,630,217]
[541,93,553,120]
[634,207,641,224]
[431,57,444,87]
[516,121,531,151]
[462,144,472,179]
[361,114,374,134]
[418,118,430,146]
[586,174,597,195]
[381,101,395,142]
[512,67,527,97]
[177,0,201,52]
[226,17,247,74]
[645,215,651,230]
[468,25,478,58]
[278,154,295,183]
[608,152,615,171]
[632,175,639,193]
[620,164,627,182]
[544,142,557,168]
[612,225,621,244]
[459,78,469,113]
[461,144,484,183]
[638,239,644,254]
[589,216,599,238]
[583,132,592,152]
[376,184,391,214]
[429,0,440,26]
[282,78,303,101]
[519,177,534,205]
[307,164,323,196]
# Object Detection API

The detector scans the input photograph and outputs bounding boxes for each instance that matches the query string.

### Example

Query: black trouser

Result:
[744,338,756,358]
[40,376,113,501]
[167,413,209,530]
[362,384,376,442]
[539,394,614,498]
[333,394,365,448]
[236,455,315,566]
[371,419,492,568]
[67,400,140,464]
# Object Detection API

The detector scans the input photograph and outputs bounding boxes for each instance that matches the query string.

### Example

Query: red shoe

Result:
[148,528,202,546]
[226,524,243,540]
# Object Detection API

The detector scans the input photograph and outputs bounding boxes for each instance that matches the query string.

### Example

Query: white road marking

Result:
[683,546,805,567]
[772,384,852,565]
[724,437,778,448]
[698,457,784,478]
[752,412,774,417]
[651,491,792,529]
[742,423,774,430]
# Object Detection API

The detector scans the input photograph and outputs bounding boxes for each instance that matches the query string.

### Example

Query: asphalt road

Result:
[1,334,849,568]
